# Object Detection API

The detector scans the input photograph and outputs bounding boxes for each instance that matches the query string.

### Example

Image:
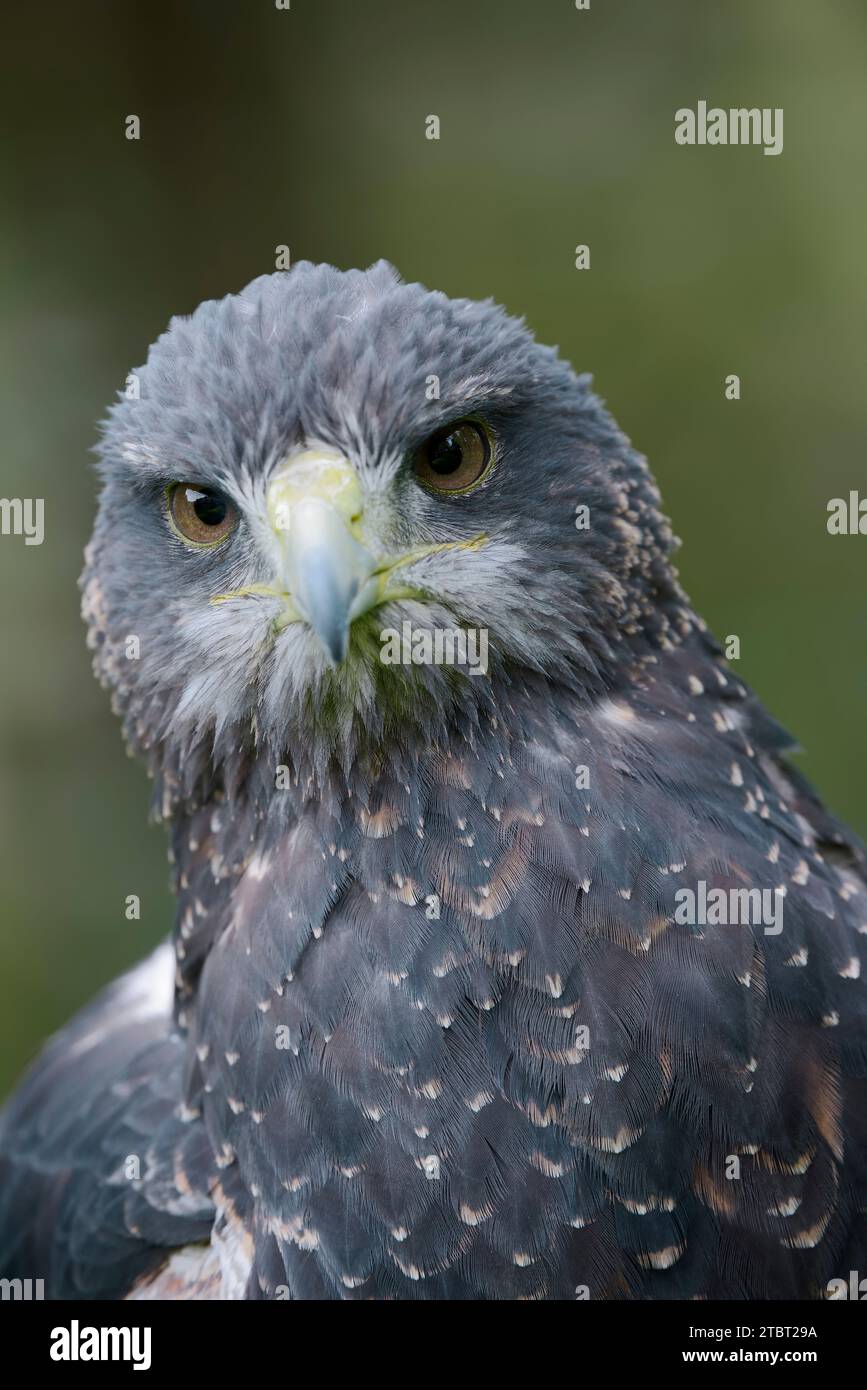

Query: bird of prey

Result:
[1,261,865,1301]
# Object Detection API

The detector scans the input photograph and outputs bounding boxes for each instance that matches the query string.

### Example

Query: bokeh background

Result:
[1,0,865,1097]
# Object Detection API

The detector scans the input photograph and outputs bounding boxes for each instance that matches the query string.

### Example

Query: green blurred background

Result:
[1,0,865,1097]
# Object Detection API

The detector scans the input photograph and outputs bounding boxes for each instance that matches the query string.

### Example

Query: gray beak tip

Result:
[322,625,350,666]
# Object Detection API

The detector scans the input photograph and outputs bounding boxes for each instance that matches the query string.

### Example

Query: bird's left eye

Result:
[413,420,494,494]
[166,484,238,547]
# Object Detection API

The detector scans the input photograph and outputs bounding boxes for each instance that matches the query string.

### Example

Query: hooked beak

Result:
[266,449,378,664]
[209,447,488,664]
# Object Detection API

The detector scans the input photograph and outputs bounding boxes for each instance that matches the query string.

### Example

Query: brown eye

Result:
[167,484,238,547]
[413,420,493,493]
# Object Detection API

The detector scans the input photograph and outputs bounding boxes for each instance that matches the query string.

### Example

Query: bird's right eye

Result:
[166,484,238,548]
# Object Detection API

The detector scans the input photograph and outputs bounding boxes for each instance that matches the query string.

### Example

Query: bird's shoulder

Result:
[0,943,217,1299]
